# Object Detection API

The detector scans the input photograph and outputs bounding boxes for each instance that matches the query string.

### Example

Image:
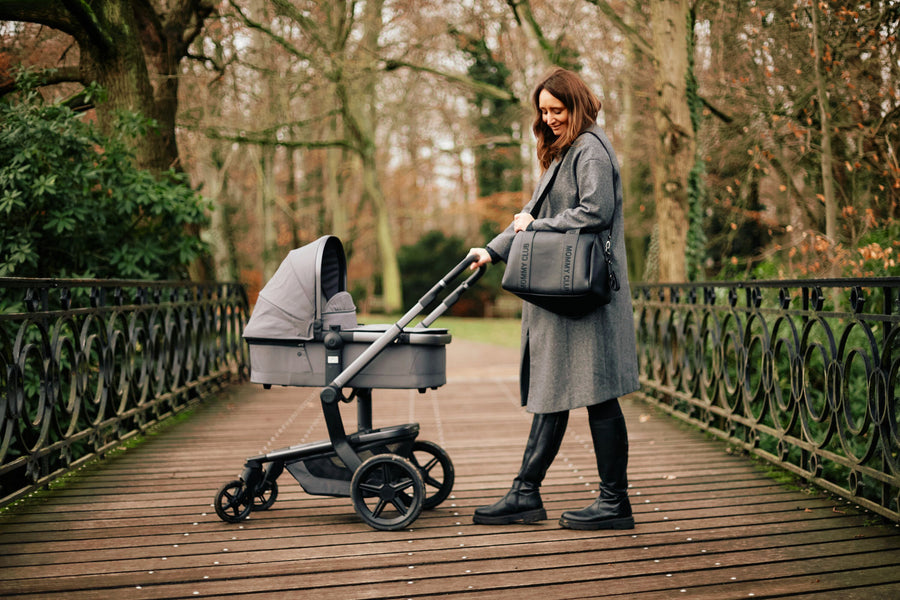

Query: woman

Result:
[468,67,639,530]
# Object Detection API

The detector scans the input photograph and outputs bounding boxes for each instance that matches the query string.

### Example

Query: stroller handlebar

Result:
[417,255,486,328]
[320,254,486,401]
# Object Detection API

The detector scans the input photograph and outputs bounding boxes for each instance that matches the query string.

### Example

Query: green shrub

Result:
[0,77,210,279]
[398,231,469,306]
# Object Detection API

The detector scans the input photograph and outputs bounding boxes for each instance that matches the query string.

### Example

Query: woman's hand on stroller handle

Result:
[468,248,492,270]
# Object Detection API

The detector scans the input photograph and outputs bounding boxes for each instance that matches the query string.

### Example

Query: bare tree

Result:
[693,0,900,278]
[649,0,695,283]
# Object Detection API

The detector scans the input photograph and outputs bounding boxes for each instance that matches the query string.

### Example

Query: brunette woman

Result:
[468,67,639,530]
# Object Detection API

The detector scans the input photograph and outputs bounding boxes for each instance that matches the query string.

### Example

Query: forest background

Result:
[1,0,898,315]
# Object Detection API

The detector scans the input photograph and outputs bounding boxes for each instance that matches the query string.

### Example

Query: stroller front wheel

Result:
[214,479,253,523]
[350,454,424,531]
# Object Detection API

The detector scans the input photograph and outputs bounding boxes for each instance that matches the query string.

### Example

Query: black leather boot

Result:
[473,411,568,525]
[558,411,634,530]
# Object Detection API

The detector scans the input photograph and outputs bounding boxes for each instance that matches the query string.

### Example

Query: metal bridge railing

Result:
[632,278,900,522]
[0,279,249,507]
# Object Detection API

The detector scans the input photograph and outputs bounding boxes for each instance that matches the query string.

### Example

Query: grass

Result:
[360,314,521,348]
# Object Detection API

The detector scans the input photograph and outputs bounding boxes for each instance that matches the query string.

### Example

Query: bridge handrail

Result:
[632,278,900,522]
[0,278,249,507]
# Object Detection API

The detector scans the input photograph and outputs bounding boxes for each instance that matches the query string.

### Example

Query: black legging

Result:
[587,398,622,421]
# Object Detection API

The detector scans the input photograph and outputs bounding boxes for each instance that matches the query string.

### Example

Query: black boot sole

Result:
[558,515,635,530]
[472,507,547,525]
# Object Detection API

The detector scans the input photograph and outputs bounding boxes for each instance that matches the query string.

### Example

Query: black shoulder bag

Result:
[500,133,620,318]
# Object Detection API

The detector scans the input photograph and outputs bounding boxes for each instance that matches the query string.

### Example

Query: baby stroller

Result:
[214,235,484,531]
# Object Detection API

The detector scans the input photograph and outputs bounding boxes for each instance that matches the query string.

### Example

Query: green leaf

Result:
[0,73,210,278]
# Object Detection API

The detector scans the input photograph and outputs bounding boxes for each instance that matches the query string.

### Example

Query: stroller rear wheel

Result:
[214,479,253,523]
[409,440,455,509]
[350,454,424,531]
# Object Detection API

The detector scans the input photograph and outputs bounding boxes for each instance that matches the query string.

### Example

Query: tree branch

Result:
[700,96,734,124]
[204,128,357,151]
[146,0,217,58]
[0,0,73,31]
[180,0,217,51]
[39,65,83,85]
[226,0,315,63]
[62,89,95,112]
[506,0,557,65]
[61,0,114,53]
[383,59,515,102]
[0,66,84,98]
[199,110,355,151]
[583,0,654,58]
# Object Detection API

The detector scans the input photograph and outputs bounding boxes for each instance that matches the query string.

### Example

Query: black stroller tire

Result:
[350,454,425,531]
[409,440,455,509]
[214,479,253,523]
[252,480,278,511]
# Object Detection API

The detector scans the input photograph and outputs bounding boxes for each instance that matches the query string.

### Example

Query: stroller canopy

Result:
[243,236,357,341]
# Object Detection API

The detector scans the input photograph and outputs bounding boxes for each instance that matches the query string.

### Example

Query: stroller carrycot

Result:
[215,236,484,530]
[244,236,449,389]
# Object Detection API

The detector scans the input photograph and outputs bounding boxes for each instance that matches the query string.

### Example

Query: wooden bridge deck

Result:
[1,340,899,599]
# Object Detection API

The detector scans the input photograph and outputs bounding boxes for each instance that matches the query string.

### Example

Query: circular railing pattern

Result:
[633,280,900,522]
[0,280,249,505]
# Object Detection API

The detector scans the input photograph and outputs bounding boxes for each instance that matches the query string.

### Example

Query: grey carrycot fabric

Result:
[243,236,357,341]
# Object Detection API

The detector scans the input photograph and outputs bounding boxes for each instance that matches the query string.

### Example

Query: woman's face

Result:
[539,89,569,136]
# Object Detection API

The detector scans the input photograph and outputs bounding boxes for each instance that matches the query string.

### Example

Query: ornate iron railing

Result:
[0,279,249,507]
[633,278,900,522]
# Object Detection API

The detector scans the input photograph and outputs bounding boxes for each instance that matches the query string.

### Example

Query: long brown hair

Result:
[532,68,601,170]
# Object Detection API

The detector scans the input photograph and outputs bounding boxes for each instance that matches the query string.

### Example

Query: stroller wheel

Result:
[214,479,253,523]
[252,480,278,511]
[409,440,455,509]
[350,454,424,531]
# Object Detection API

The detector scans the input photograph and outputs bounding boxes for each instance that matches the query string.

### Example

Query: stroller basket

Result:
[215,235,484,531]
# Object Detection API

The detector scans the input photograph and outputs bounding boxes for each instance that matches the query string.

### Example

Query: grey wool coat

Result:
[487,124,640,413]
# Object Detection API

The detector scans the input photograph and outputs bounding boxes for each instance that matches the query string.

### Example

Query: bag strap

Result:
[582,130,621,291]
[581,130,619,242]
[529,130,619,234]
[528,129,621,293]
[528,160,563,219]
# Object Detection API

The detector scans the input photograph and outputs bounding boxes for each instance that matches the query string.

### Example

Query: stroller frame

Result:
[215,253,484,530]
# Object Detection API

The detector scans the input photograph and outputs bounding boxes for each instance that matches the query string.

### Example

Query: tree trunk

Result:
[362,153,403,311]
[70,1,171,173]
[810,3,837,268]
[620,3,645,281]
[254,146,279,280]
[650,0,695,283]
[0,0,214,174]
[326,126,348,241]
[203,146,239,280]
[357,0,403,312]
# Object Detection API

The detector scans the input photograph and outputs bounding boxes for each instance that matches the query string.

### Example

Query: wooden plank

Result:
[3,524,898,593]
[1,339,898,599]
